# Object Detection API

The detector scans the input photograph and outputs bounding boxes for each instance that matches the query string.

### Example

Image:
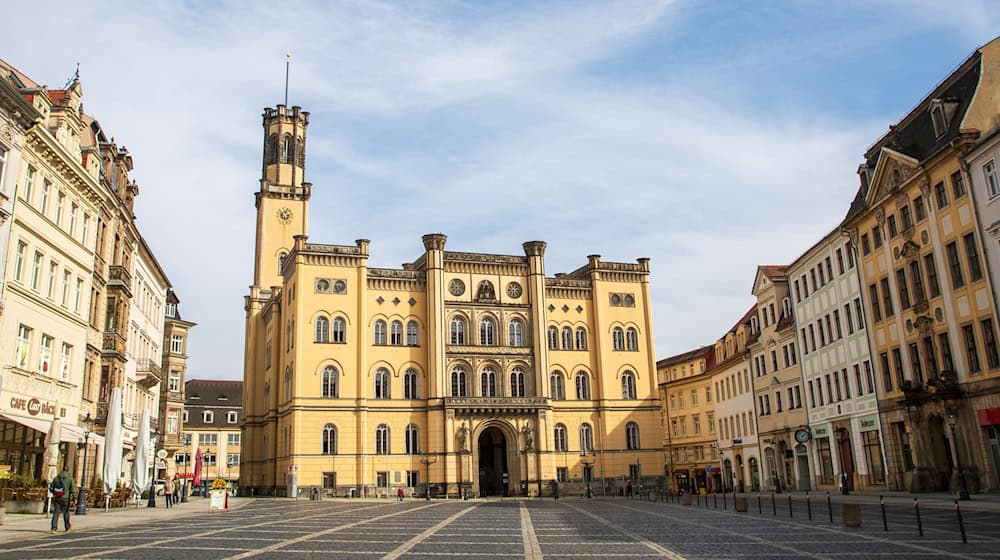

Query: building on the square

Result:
[788,229,887,492]
[0,62,104,481]
[748,265,810,492]
[841,37,1000,492]
[158,289,196,480]
[709,306,760,493]
[241,104,664,498]
[181,379,242,489]
[657,345,716,493]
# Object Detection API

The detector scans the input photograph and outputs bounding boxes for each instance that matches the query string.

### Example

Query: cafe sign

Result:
[8,396,66,418]
[860,415,879,432]
[813,426,829,438]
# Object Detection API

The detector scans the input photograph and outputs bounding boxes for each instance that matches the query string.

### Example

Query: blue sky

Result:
[3,1,998,378]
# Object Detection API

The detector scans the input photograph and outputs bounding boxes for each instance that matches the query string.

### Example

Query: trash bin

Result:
[735,496,748,512]
[842,503,861,527]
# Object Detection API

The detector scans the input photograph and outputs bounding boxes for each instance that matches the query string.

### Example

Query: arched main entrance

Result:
[478,427,508,496]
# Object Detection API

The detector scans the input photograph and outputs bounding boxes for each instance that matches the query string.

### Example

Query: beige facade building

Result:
[181,380,241,489]
[843,38,1000,492]
[749,265,809,492]
[158,289,195,480]
[709,306,760,493]
[241,104,664,498]
[657,345,716,492]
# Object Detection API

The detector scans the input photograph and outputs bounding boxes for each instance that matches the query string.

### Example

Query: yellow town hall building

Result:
[241,105,663,497]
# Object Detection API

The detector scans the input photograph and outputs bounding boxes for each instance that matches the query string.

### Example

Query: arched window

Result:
[322,424,337,455]
[626,327,639,351]
[278,251,288,273]
[283,367,293,401]
[480,317,496,345]
[508,319,524,347]
[450,317,466,345]
[550,372,565,401]
[561,327,573,350]
[451,367,467,397]
[580,423,594,452]
[322,366,338,398]
[613,327,625,350]
[621,370,637,400]
[481,368,497,397]
[332,317,346,343]
[375,368,390,399]
[547,326,559,349]
[575,327,587,350]
[315,316,329,343]
[626,422,640,450]
[404,368,418,400]
[406,321,418,346]
[374,320,387,345]
[575,371,591,400]
[510,367,525,397]
[405,424,419,455]
[553,424,568,452]
[390,320,403,345]
[266,133,278,164]
[281,134,293,164]
[375,424,390,455]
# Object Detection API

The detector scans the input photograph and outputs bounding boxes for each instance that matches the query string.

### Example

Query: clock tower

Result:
[253,104,310,288]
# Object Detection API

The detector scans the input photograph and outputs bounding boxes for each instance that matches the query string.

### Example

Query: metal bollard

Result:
[714,492,718,509]
[807,491,812,520]
[771,491,776,516]
[955,501,967,544]
[788,493,793,518]
[723,490,727,510]
[827,492,833,524]
[757,492,762,514]
[880,495,887,532]
[914,498,923,537]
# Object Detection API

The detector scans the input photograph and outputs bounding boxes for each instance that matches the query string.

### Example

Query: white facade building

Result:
[789,227,887,491]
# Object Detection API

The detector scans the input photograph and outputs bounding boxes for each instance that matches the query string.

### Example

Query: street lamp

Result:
[419,453,437,501]
[75,413,94,515]
[181,434,191,503]
[946,409,971,500]
[581,451,595,499]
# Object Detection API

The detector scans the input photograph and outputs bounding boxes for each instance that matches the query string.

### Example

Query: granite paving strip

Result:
[558,502,687,560]
[379,504,477,560]
[520,501,543,560]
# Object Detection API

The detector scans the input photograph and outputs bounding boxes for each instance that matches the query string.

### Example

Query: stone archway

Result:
[478,426,509,496]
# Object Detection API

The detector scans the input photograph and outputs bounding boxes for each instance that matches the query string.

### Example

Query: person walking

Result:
[396,487,404,502]
[164,478,176,508]
[50,466,76,534]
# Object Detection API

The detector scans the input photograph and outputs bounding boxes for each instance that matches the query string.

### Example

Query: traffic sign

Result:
[705,466,713,473]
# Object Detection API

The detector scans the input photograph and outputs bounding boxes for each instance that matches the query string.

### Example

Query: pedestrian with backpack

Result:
[50,466,77,534]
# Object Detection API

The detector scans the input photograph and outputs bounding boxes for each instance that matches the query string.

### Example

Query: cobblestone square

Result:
[1,497,997,559]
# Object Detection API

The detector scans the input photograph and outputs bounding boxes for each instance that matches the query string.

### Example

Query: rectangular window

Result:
[939,333,955,373]
[836,248,845,275]
[846,243,855,268]
[810,269,817,292]
[74,278,82,313]
[817,438,834,484]
[935,181,949,209]
[169,370,181,392]
[322,472,337,489]
[892,347,905,390]
[982,319,1000,370]
[22,166,35,203]
[869,284,882,322]
[794,279,801,303]
[833,373,842,401]
[924,253,941,297]
[825,256,834,281]
[817,376,825,405]
[963,324,981,374]
[40,179,50,213]
[946,241,965,289]
[863,430,886,484]
[54,191,65,226]
[844,304,855,334]
[31,251,42,290]
[900,205,912,231]
[872,225,883,248]
[854,364,864,397]
[61,270,70,306]
[556,467,569,483]
[226,453,240,468]
[818,264,824,286]
[896,422,915,471]
[39,334,53,374]
[887,214,898,238]
[60,343,72,381]
[880,352,893,393]
[707,413,714,433]
[69,203,78,236]
[923,336,939,380]
[914,195,926,221]
[775,391,783,412]
[171,335,183,353]
[880,277,894,317]
[376,471,388,488]
[228,433,241,445]
[963,232,983,282]
[909,260,925,303]
[199,434,218,446]
[854,298,865,330]
[985,159,1000,198]
[896,268,911,309]
[832,309,842,339]
[808,380,816,408]
[801,274,809,297]
[81,214,90,244]
[15,325,31,369]
[47,261,57,299]
[706,386,712,402]
[864,360,876,394]
[908,342,924,385]
[800,328,809,355]
[808,324,816,352]
[952,170,966,198]
[861,233,871,255]
[771,350,778,371]
[13,240,25,282]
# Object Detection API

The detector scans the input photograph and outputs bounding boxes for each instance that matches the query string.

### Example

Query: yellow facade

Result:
[844,38,1000,492]
[242,105,663,497]
[657,346,716,493]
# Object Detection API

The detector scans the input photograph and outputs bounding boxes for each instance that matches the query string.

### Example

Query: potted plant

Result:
[4,474,47,514]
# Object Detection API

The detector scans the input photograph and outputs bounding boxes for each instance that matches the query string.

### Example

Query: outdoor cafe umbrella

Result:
[131,408,150,496]
[192,447,202,490]
[102,387,123,495]
[43,416,62,483]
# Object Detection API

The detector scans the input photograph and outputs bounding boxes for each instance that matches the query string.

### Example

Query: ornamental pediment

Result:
[866,148,922,206]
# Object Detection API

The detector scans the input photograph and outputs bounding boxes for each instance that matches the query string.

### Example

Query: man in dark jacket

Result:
[50,466,77,533]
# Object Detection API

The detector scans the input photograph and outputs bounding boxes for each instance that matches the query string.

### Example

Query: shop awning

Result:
[1,413,105,446]
[674,469,690,476]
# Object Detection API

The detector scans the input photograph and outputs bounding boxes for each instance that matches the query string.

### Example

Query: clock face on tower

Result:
[277,207,293,224]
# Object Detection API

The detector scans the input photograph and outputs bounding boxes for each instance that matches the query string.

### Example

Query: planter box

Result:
[5,500,45,514]
[842,503,862,527]
[680,494,692,506]
[735,496,749,512]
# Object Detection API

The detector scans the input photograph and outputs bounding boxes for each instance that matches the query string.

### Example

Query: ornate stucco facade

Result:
[241,104,664,498]
[657,345,716,493]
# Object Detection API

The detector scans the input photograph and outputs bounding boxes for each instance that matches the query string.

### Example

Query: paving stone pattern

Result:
[0,497,995,559]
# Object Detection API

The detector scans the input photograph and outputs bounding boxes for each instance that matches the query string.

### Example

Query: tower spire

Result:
[284,51,291,106]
